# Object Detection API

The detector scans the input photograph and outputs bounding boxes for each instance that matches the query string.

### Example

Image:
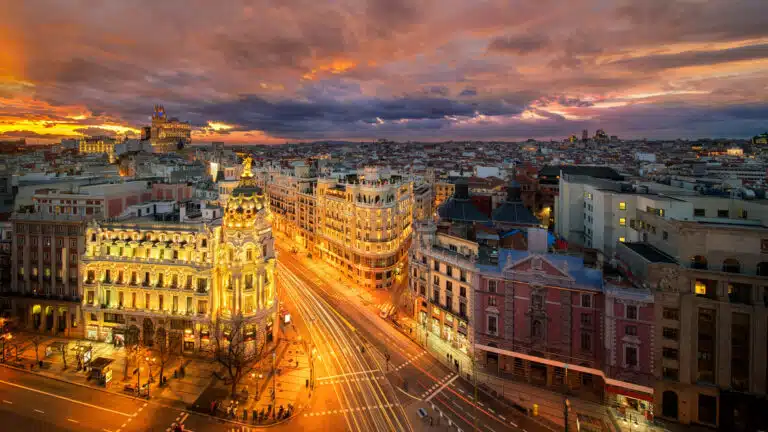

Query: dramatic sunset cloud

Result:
[1,0,767,143]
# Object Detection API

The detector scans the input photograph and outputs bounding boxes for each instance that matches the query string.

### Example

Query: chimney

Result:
[527,227,548,254]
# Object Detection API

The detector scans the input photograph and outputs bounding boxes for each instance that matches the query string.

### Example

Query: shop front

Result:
[606,384,655,427]
[183,328,195,352]
[86,325,99,341]
[112,327,125,347]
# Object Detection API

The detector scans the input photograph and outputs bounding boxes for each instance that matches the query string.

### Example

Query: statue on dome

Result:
[241,155,254,178]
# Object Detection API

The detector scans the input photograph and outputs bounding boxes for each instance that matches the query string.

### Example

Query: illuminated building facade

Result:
[266,165,412,289]
[316,167,413,289]
[78,137,117,163]
[7,213,87,337]
[80,157,276,352]
[149,105,192,153]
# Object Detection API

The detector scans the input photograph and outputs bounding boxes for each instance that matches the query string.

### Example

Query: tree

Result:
[30,336,43,364]
[155,321,173,386]
[211,313,267,398]
[59,342,69,370]
[123,327,141,380]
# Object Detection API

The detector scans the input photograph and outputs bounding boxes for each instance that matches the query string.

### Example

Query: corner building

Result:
[80,159,277,353]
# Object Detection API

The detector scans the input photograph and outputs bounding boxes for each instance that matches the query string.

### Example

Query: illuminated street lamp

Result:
[145,356,156,399]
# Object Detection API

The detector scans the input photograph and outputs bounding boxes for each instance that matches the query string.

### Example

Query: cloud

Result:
[607,43,768,71]
[1,0,767,143]
[487,34,550,55]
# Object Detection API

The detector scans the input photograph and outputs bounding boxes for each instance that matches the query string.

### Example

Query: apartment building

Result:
[266,165,412,289]
[616,213,768,431]
[8,212,89,337]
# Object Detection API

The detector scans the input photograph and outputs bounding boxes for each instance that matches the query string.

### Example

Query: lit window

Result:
[619,237,626,243]
[619,217,626,226]
[619,202,626,210]
[694,281,706,295]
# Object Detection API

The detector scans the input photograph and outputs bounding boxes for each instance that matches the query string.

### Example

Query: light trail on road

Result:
[280,261,411,432]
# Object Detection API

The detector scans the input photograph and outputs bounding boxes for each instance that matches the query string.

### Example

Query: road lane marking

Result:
[2,399,11,404]
[103,429,113,432]
[0,379,134,417]
[425,375,459,402]
[317,370,378,380]
[34,409,45,413]
[67,419,79,423]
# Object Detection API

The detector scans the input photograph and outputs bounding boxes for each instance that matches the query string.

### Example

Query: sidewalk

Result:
[2,330,213,409]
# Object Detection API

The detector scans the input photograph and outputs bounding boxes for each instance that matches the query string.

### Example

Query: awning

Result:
[606,385,654,402]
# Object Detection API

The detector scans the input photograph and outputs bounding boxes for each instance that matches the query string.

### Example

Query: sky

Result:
[1,0,767,144]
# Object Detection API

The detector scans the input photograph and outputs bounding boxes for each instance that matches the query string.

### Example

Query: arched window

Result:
[722,258,740,273]
[690,255,708,270]
[756,262,768,276]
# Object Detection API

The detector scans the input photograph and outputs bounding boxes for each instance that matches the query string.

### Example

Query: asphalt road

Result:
[277,246,551,432]
[280,259,411,432]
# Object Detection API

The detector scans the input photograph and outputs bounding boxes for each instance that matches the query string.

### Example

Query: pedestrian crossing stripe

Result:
[303,404,399,417]
[317,376,385,385]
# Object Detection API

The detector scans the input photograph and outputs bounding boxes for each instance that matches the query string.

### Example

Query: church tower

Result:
[214,155,277,343]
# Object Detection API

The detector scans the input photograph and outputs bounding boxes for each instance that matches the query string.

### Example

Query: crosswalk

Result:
[420,372,456,400]
[303,403,401,417]
[392,351,426,371]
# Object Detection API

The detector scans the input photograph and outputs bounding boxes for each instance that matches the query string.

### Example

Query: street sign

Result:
[105,369,113,384]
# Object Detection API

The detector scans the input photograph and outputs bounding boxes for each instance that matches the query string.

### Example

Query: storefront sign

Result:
[105,369,113,384]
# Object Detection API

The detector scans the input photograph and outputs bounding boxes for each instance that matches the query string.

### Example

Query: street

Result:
[277,243,552,432]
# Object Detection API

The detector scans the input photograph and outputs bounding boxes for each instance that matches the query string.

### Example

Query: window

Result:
[619,202,626,210]
[131,293,137,308]
[580,294,592,308]
[581,332,592,351]
[716,209,729,218]
[87,291,95,305]
[487,280,497,293]
[619,217,626,226]
[532,294,543,309]
[433,260,439,271]
[446,265,452,277]
[694,280,707,296]
[618,237,626,243]
[580,313,592,326]
[433,275,439,285]
[460,286,467,298]
[118,292,124,307]
[531,320,543,338]
[186,297,193,313]
[626,305,638,320]
[145,293,151,309]
[663,327,679,341]
[663,347,679,360]
[663,367,679,380]
[446,281,453,292]
[198,300,208,315]
[487,316,498,335]
[158,295,164,310]
[625,346,638,368]
[625,325,637,336]
[488,296,497,307]
[694,208,705,217]
[663,308,680,320]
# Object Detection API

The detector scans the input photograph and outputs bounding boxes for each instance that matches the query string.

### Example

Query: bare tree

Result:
[155,321,173,386]
[59,342,69,369]
[123,328,141,380]
[211,313,268,398]
[30,336,43,364]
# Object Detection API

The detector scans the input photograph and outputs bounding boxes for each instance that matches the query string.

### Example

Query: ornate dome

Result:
[224,156,266,229]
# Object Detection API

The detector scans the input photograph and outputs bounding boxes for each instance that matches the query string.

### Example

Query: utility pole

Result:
[564,398,571,432]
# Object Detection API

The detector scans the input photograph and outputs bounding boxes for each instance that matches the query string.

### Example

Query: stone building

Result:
[79,157,277,353]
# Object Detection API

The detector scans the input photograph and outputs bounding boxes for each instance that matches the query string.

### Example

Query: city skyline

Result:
[1,0,767,144]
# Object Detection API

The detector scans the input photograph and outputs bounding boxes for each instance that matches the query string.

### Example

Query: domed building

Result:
[79,156,277,353]
[213,156,277,344]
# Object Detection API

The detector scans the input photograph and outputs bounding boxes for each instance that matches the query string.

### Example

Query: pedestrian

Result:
[210,401,215,415]
[429,416,434,426]
[252,409,257,423]
[243,409,247,421]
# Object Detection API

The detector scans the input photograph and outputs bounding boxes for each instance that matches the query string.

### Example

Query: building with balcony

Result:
[265,164,413,290]
[79,157,277,354]
[7,212,89,337]
[616,213,768,431]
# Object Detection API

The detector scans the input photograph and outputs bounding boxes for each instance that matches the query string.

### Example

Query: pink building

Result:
[152,183,192,201]
[603,282,656,421]
[474,249,606,397]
